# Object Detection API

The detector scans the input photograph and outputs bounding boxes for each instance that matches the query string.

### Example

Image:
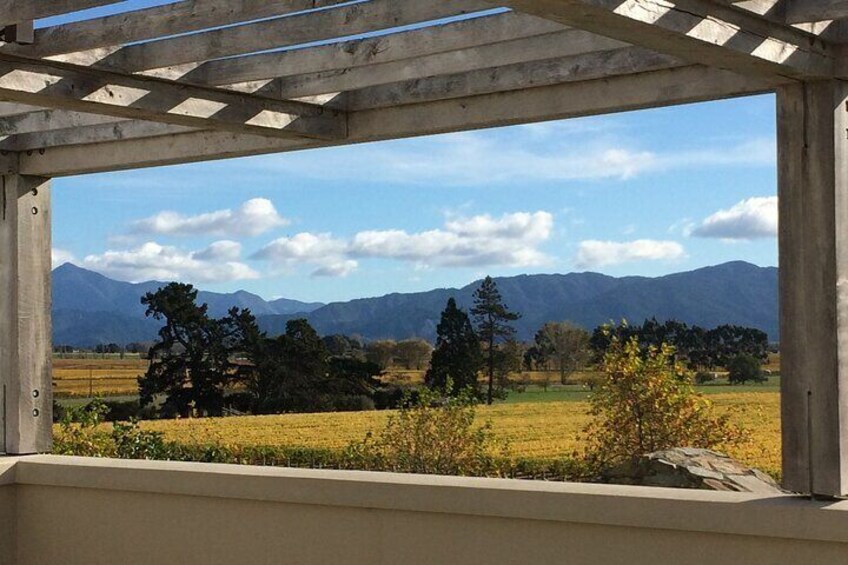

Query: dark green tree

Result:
[139,283,259,417]
[727,353,766,385]
[425,298,482,396]
[471,277,521,404]
[247,319,331,414]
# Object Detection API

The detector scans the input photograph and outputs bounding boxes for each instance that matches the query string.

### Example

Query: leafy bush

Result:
[345,385,508,476]
[695,371,716,385]
[727,354,767,385]
[583,335,746,474]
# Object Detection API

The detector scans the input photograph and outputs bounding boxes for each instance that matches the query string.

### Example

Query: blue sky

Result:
[45,2,779,303]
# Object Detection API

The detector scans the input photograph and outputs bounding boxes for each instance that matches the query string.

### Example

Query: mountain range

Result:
[52,261,779,347]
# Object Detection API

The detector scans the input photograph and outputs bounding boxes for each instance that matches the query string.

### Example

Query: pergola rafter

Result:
[0,0,848,498]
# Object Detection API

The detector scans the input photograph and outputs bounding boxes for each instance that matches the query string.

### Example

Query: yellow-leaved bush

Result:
[583,335,747,473]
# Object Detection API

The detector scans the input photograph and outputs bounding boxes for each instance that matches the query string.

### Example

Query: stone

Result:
[603,448,784,493]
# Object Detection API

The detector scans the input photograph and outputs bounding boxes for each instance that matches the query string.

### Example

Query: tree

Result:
[394,339,433,370]
[365,339,397,371]
[727,353,766,385]
[139,283,259,417]
[425,298,482,396]
[583,333,744,472]
[247,319,331,414]
[534,321,591,384]
[471,276,521,404]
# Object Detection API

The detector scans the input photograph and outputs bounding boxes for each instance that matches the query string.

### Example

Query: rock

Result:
[603,448,784,493]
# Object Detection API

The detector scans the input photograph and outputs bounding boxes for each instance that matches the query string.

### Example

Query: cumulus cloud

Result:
[52,248,76,268]
[253,211,554,277]
[576,239,686,268]
[82,241,259,283]
[131,198,288,237]
[690,196,777,241]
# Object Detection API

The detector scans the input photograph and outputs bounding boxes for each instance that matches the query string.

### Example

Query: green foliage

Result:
[425,298,482,396]
[471,276,522,404]
[583,331,745,473]
[345,385,508,476]
[695,371,717,385]
[140,283,260,417]
[727,353,766,385]
[532,321,591,384]
[53,399,115,457]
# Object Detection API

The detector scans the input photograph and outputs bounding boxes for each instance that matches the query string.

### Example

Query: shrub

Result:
[695,371,716,385]
[53,399,115,458]
[345,385,507,476]
[727,354,767,385]
[583,335,745,474]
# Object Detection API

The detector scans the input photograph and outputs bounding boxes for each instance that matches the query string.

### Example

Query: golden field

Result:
[137,391,781,478]
[52,358,147,397]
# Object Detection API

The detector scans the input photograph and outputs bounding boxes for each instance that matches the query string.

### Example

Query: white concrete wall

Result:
[2,455,848,564]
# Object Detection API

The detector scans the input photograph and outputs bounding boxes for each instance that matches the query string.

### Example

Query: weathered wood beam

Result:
[778,79,848,497]
[1,121,193,151]
[181,11,566,86]
[345,47,688,111]
[270,29,627,100]
[56,0,493,74]
[786,0,848,24]
[0,174,52,454]
[4,0,353,58]
[0,0,117,26]
[1,46,679,150]
[17,65,773,176]
[495,0,834,79]
[0,53,346,141]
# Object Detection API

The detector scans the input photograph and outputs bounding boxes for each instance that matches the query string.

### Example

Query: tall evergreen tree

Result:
[425,298,482,396]
[471,276,521,404]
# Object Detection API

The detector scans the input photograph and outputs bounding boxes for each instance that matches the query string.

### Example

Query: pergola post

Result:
[0,174,52,454]
[778,80,848,497]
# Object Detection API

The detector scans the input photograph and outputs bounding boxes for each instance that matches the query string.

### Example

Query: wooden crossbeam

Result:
[4,0,353,58]
[53,0,493,74]
[345,47,689,111]
[786,0,848,23]
[0,26,628,139]
[0,53,346,141]
[0,0,118,26]
[15,65,773,176]
[495,0,834,79]
[182,11,566,86]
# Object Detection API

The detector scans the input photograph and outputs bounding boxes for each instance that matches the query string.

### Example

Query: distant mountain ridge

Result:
[52,261,779,347]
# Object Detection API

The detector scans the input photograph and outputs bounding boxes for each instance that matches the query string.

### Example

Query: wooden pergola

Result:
[0,0,845,497]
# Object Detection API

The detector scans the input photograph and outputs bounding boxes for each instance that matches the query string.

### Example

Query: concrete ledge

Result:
[10,455,848,543]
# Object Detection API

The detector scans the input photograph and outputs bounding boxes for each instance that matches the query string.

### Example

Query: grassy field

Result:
[52,358,147,397]
[136,389,781,478]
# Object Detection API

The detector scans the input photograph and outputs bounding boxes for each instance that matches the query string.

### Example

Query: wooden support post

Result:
[778,80,848,497]
[0,174,52,454]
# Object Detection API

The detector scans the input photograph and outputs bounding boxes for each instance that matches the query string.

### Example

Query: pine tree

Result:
[471,277,521,404]
[425,298,482,396]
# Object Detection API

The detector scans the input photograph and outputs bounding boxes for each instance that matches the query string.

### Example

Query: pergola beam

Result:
[3,0,353,58]
[0,0,118,26]
[181,11,566,87]
[16,65,774,176]
[495,0,834,80]
[786,0,848,24]
[0,53,347,141]
[60,0,494,75]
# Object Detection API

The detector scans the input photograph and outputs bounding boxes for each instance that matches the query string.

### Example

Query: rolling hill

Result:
[52,261,778,347]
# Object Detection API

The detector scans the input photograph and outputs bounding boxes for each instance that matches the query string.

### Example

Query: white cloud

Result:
[690,196,777,241]
[52,248,75,268]
[82,241,259,283]
[131,198,288,237]
[253,211,554,276]
[576,239,686,268]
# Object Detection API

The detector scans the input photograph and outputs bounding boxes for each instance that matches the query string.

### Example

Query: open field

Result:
[135,390,781,478]
[52,358,148,397]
